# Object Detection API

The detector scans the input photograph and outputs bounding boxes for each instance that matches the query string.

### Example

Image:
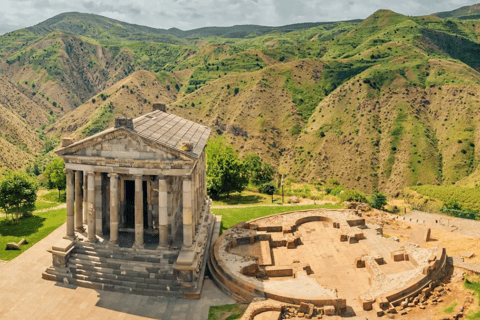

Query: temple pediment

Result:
[57,128,193,162]
[56,110,211,162]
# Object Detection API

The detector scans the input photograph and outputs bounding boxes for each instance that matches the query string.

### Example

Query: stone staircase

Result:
[43,242,195,297]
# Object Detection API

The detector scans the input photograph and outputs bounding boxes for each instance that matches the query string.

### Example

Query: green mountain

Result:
[433,3,480,19]
[1,6,480,193]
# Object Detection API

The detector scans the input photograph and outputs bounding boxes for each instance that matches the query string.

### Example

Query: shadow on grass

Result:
[216,193,264,205]
[0,215,46,237]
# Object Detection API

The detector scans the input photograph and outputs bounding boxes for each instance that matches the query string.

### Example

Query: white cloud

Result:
[0,0,479,35]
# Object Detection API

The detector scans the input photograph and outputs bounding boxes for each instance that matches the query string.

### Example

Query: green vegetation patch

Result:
[213,203,343,232]
[81,102,115,137]
[465,275,480,319]
[442,301,458,314]
[411,185,480,212]
[0,207,66,261]
[207,304,247,320]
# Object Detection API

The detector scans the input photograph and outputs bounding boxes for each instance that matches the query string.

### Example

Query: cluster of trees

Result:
[0,157,66,224]
[206,137,275,199]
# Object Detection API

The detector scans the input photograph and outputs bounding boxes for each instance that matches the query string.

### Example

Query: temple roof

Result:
[56,110,211,159]
[132,110,211,158]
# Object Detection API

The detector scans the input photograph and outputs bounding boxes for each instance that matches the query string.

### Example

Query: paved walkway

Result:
[0,223,234,320]
[211,200,335,209]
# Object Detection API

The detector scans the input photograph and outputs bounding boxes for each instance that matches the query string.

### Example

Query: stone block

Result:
[355,257,366,268]
[265,266,293,277]
[391,251,405,262]
[462,252,475,259]
[324,306,335,315]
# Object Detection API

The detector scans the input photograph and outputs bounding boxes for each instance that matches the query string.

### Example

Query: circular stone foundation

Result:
[209,209,448,317]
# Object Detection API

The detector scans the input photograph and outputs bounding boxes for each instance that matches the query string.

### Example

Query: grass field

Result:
[212,202,343,234]
[0,207,66,261]
[207,304,247,320]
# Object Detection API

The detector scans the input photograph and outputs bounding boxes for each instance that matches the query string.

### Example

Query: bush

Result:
[258,182,276,195]
[339,189,368,203]
[443,199,462,210]
[370,192,387,210]
[330,185,346,196]
[0,171,38,223]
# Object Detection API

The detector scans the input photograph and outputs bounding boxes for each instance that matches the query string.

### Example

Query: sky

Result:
[0,0,479,35]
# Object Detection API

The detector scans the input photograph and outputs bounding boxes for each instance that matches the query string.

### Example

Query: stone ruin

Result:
[209,209,449,318]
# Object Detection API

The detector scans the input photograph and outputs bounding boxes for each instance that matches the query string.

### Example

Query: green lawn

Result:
[0,207,66,261]
[39,190,66,203]
[207,304,247,320]
[212,203,343,232]
[34,200,61,211]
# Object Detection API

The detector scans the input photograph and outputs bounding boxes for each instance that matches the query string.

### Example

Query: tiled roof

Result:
[132,110,211,158]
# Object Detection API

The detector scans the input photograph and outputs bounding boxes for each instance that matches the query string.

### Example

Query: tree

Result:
[206,137,248,199]
[243,153,275,185]
[370,192,388,210]
[443,199,462,211]
[43,157,66,198]
[0,171,38,223]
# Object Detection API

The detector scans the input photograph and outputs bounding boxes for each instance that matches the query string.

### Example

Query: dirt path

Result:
[33,203,66,213]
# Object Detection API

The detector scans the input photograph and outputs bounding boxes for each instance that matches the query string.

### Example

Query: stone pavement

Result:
[0,223,234,320]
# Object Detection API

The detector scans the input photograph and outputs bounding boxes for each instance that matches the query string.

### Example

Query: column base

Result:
[86,237,98,243]
[75,226,86,233]
[107,241,119,248]
[63,235,76,241]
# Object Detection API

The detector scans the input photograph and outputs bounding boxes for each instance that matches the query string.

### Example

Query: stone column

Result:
[83,171,88,224]
[86,172,97,242]
[182,176,193,248]
[134,175,144,249]
[65,169,75,240]
[109,173,119,246]
[147,177,153,230]
[158,175,168,247]
[95,172,102,236]
[75,171,85,232]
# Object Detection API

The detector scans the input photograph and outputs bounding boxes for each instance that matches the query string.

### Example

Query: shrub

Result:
[370,192,387,210]
[443,199,462,210]
[339,189,368,203]
[258,182,276,195]
[0,171,38,223]
[330,185,346,196]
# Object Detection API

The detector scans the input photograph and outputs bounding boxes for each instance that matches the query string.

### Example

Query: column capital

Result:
[108,173,119,179]
[94,171,102,177]
[181,175,191,181]
[64,168,74,174]
[134,174,143,180]
[158,174,167,180]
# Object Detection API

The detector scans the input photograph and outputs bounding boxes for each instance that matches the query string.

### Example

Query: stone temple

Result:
[43,104,216,298]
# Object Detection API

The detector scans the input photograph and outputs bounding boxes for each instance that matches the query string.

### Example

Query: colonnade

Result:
[64,169,202,249]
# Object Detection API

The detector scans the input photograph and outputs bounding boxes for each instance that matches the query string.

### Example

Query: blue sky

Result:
[0,0,479,35]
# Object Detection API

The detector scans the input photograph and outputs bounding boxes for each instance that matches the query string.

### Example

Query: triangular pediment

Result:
[56,128,195,161]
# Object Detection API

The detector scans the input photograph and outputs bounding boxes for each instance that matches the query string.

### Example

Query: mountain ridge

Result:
[1,5,480,193]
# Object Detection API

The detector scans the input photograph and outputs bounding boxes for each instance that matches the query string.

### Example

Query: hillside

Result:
[46,70,176,138]
[433,3,480,19]
[2,7,480,193]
